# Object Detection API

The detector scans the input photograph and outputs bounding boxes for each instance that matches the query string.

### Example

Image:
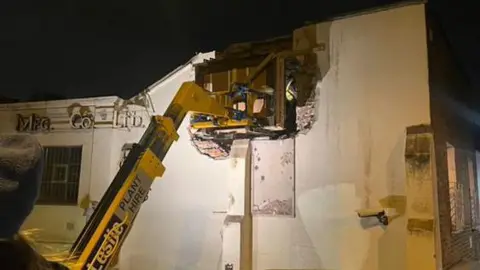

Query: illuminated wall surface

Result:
[119,4,432,270]
[251,139,295,217]
[117,52,233,270]
[0,96,149,243]
[262,4,430,270]
[0,3,435,270]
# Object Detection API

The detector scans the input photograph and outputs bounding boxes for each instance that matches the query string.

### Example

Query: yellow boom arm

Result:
[68,82,231,270]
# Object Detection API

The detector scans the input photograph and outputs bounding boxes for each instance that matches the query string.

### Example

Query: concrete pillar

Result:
[221,140,252,270]
[405,125,437,270]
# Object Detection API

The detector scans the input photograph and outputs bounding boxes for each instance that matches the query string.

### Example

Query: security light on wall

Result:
[356,209,389,226]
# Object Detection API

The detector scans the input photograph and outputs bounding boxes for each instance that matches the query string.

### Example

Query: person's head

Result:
[0,134,58,269]
[0,134,43,238]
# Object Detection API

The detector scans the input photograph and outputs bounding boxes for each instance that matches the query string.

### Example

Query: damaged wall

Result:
[117,4,433,270]
[0,4,436,270]
[58,4,443,270]
[257,3,431,270]
[251,139,295,217]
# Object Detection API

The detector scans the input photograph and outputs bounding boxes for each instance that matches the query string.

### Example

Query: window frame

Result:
[447,143,466,234]
[37,146,83,206]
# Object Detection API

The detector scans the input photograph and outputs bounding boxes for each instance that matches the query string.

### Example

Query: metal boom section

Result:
[68,82,232,270]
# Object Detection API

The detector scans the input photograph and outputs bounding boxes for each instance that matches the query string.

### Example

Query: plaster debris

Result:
[253,199,293,216]
[280,151,294,166]
[188,127,231,160]
[191,138,230,160]
[187,85,317,160]
[296,91,317,134]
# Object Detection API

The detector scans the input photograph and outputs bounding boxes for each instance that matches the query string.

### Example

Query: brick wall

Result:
[426,7,480,269]
[432,110,480,269]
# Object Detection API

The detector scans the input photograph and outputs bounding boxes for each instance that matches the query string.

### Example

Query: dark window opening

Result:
[37,146,82,205]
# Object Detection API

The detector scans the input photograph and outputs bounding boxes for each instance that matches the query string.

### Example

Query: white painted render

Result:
[118,51,231,270]
[119,4,432,270]
[3,3,433,269]
[291,4,430,270]
[0,96,150,243]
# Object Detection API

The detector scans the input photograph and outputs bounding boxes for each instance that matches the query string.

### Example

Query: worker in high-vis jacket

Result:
[285,78,298,102]
[0,134,67,270]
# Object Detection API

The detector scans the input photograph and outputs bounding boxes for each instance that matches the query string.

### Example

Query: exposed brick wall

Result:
[433,133,480,269]
[426,7,480,269]
[431,94,480,270]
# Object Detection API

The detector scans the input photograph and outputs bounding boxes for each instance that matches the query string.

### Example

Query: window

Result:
[468,156,479,227]
[474,151,480,227]
[119,143,134,168]
[447,143,465,233]
[38,146,82,205]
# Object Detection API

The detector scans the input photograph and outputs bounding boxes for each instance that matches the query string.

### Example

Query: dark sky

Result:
[0,0,477,100]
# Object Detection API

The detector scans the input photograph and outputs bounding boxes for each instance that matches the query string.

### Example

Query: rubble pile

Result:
[296,91,317,134]
[187,88,317,160]
[253,199,293,216]
[188,127,231,160]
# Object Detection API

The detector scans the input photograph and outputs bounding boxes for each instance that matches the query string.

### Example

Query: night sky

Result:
[0,0,477,102]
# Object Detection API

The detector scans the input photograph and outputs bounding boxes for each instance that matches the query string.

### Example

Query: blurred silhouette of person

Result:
[0,134,67,270]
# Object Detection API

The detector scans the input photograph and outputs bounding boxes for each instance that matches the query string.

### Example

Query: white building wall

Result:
[287,4,429,270]
[1,4,432,268]
[21,130,94,243]
[118,4,432,270]
[0,96,148,244]
[88,128,118,200]
[118,52,235,270]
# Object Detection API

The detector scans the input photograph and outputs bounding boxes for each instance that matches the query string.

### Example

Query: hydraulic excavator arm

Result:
[67,82,233,270]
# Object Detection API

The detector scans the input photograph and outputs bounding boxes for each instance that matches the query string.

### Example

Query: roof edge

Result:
[141,51,216,97]
[307,0,427,26]
[0,95,121,109]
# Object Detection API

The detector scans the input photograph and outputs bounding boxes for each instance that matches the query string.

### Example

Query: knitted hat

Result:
[0,134,43,239]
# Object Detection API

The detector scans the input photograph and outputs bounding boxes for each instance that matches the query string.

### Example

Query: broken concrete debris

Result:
[296,91,317,134]
[188,127,231,160]
[252,199,293,216]
[187,90,317,160]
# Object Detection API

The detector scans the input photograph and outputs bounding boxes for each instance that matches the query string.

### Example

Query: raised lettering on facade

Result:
[70,112,94,129]
[114,111,143,128]
[16,114,51,132]
[68,103,95,129]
